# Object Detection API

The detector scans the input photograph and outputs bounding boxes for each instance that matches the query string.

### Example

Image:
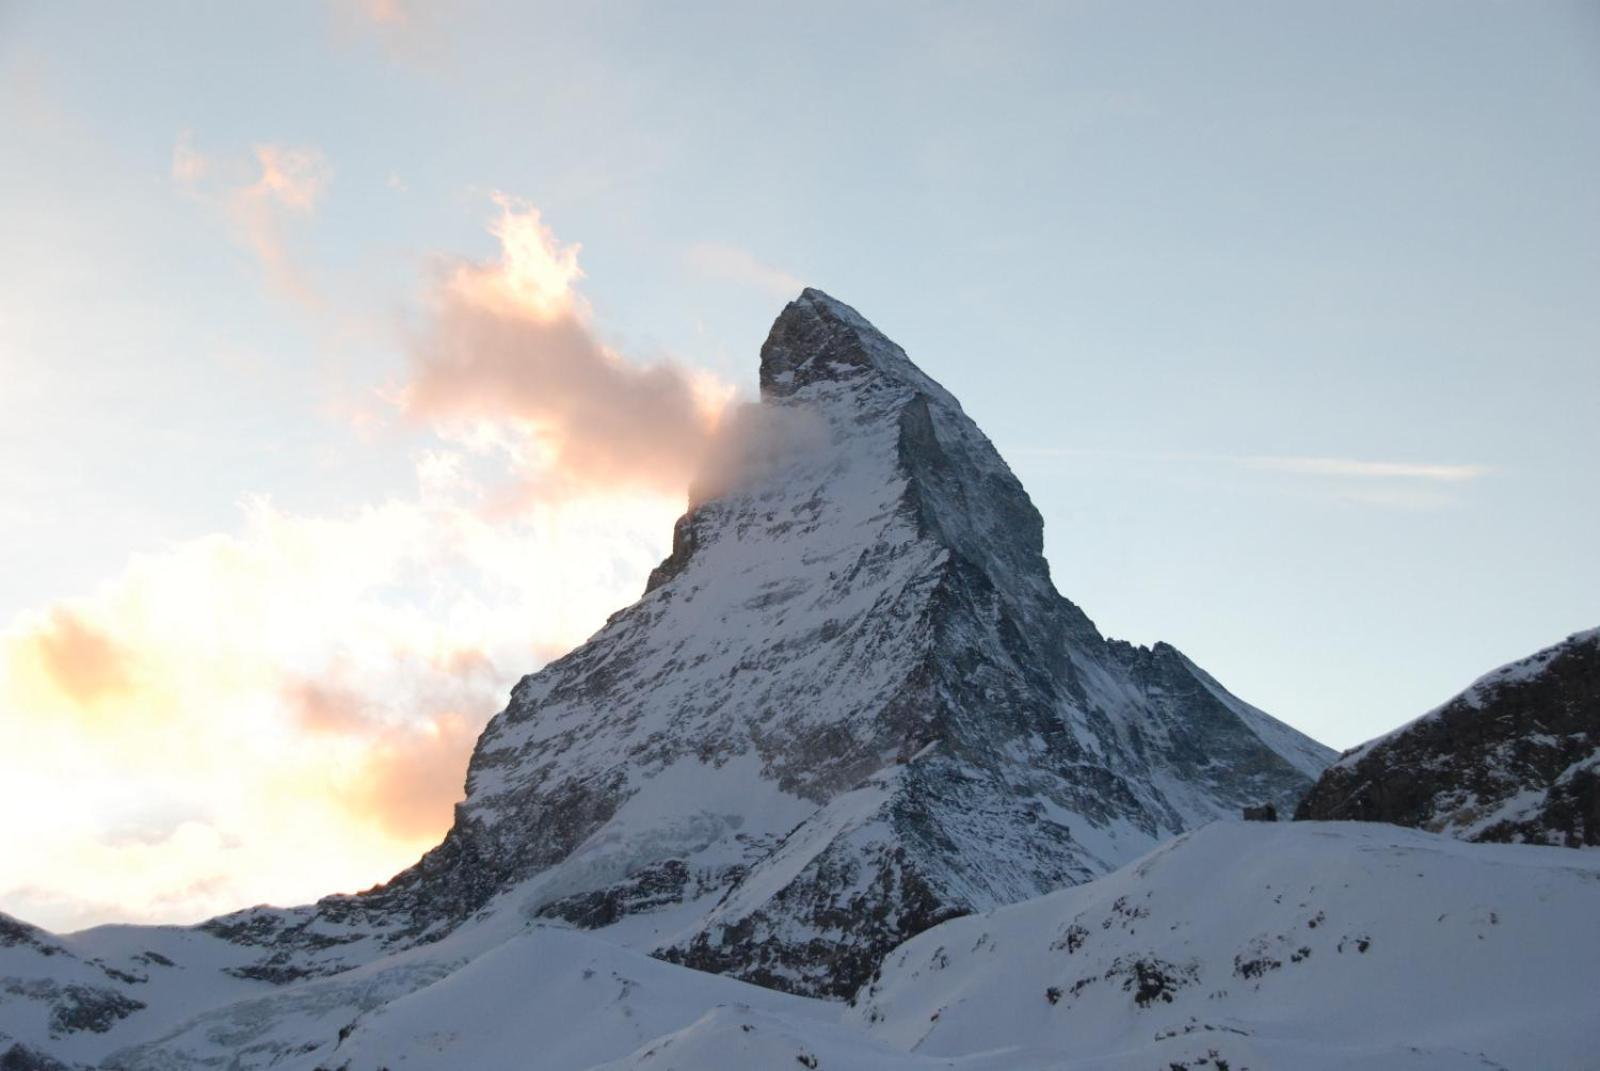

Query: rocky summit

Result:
[1297,627,1600,846]
[0,290,1338,1069]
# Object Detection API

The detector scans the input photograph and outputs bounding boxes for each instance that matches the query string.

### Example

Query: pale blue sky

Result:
[3,0,1597,760]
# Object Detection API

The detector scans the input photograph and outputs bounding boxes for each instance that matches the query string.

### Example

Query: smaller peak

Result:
[758,289,950,404]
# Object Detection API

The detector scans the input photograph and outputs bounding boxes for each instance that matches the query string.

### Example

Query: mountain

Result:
[216,287,1329,998]
[0,289,1335,1067]
[1297,628,1600,847]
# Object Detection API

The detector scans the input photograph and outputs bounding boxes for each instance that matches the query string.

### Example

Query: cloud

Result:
[170,130,208,187]
[0,189,743,932]
[13,606,136,711]
[1005,447,1494,510]
[285,677,378,735]
[0,471,686,930]
[328,0,451,68]
[690,401,829,506]
[400,195,733,501]
[284,671,486,840]
[342,710,482,840]
[172,134,331,308]
[1241,456,1493,482]
[685,241,805,299]
[353,0,410,26]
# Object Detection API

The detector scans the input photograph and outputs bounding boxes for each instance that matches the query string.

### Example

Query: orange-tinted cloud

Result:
[342,710,482,840]
[284,666,488,841]
[0,472,684,930]
[401,195,731,500]
[172,135,331,308]
[285,677,376,735]
[0,192,718,932]
[12,606,135,711]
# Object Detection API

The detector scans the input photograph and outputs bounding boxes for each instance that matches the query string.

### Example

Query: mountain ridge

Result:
[1297,627,1600,845]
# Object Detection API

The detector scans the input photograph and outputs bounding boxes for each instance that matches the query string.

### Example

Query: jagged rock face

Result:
[1296,629,1600,847]
[160,291,1332,1001]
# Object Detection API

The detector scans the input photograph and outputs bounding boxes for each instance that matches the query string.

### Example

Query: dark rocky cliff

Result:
[1297,629,1600,847]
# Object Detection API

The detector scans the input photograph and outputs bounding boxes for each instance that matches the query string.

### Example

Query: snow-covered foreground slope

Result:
[95,913,985,1071]
[852,821,1600,1071]
[1299,628,1600,847]
[31,822,1593,1070]
[0,912,277,1069]
[273,928,836,1071]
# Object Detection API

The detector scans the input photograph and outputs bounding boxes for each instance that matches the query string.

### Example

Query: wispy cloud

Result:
[328,0,451,68]
[352,0,410,26]
[169,130,209,187]
[1240,456,1493,482]
[172,133,332,308]
[685,241,805,299]
[1006,446,1495,508]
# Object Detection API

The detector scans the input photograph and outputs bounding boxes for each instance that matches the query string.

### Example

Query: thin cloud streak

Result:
[1010,446,1494,483]
[1240,456,1493,482]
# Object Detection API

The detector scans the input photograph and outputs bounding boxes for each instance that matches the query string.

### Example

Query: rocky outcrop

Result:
[1296,628,1600,847]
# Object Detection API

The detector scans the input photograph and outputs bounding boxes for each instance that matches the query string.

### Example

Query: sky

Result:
[1,1,1597,932]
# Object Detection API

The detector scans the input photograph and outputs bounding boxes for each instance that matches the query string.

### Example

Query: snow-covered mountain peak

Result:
[387,289,1332,996]
[757,289,954,407]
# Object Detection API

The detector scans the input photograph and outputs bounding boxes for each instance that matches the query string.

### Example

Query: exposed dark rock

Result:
[1296,629,1600,847]
[0,915,65,958]
[47,985,145,1036]
[0,1043,79,1071]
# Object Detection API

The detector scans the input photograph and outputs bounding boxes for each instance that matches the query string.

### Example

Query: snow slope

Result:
[47,822,1600,1070]
[273,928,832,1071]
[0,912,273,1069]
[851,821,1600,1071]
